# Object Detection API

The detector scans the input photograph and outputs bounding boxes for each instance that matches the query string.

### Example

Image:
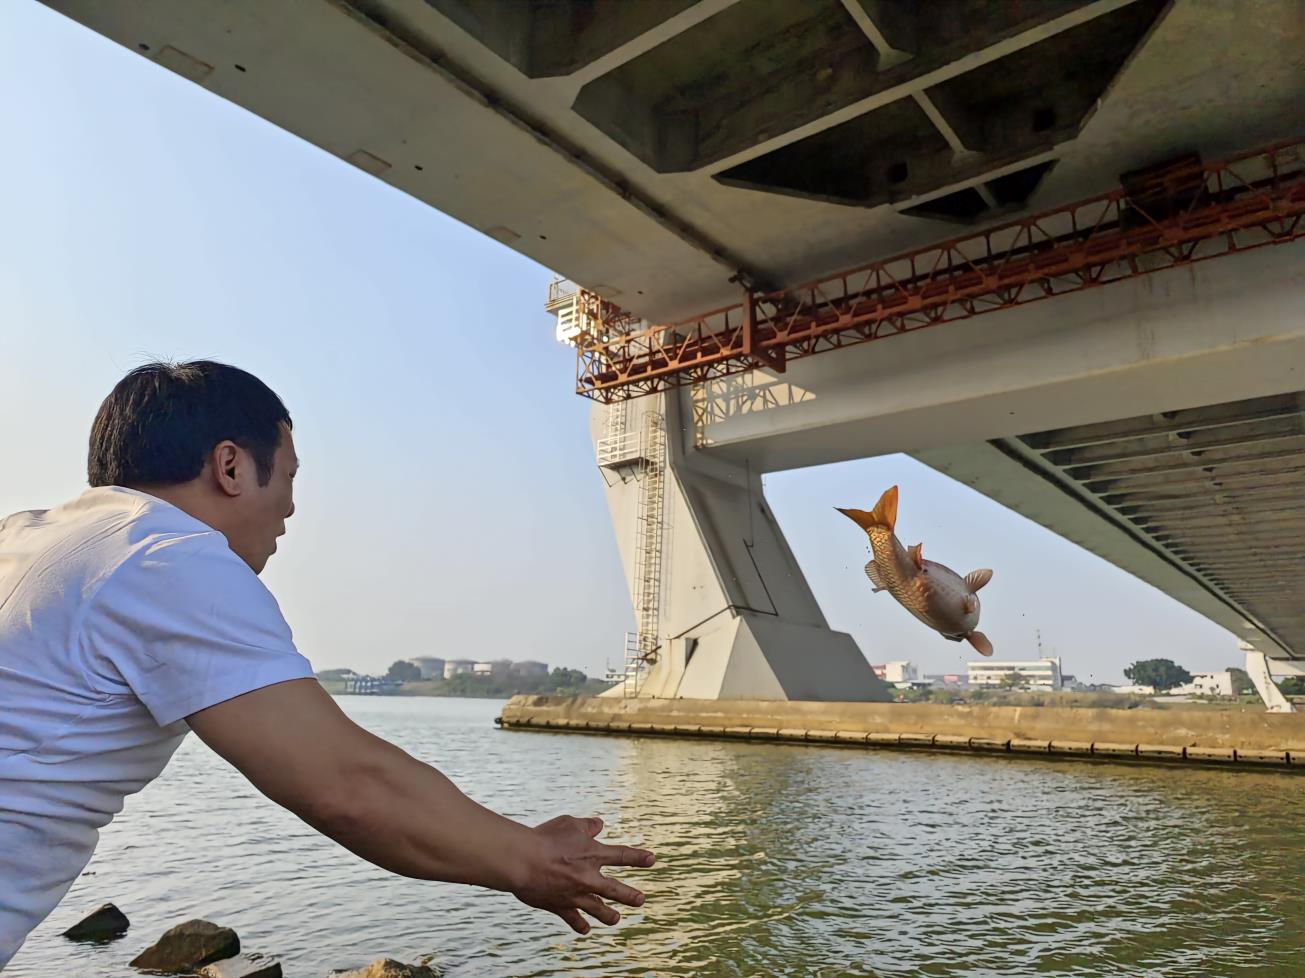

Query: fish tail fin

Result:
[836,485,899,532]
[968,631,993,657]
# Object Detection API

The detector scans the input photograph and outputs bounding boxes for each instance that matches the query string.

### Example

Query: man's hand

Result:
[188,680,655,935]
[512,816,655,934]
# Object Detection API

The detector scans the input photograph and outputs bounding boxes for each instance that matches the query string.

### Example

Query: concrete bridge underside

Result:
[590,240,1303,702]
[40,0,1305,699]
[685,242,1304,660]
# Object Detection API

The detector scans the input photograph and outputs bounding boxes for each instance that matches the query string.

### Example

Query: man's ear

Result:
[211,441,243,497]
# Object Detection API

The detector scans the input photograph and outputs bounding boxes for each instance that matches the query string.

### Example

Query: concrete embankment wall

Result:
[497,696,1305,770]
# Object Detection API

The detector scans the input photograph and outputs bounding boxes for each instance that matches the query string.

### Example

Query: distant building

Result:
[315,668,357,680]
[472,661,495,676]
[1112,683,1155,695]
[923,673,968,688]
[1170,671,1236,697]
[406,657,446,679]
[343,675,401,695]
[969,657,1063,689]
[444,659,476,679]
[513,660,549,677]
[871,661,917,684]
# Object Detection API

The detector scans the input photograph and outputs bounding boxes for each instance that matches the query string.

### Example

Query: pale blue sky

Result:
[1,3,1242,684]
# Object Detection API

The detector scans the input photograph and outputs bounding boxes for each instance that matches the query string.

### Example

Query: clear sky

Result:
[1,3,1243,685]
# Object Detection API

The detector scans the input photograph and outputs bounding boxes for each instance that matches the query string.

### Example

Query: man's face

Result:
[226,426,298,575]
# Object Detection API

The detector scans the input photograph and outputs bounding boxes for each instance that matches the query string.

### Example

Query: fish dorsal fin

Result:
[836,486,898,533]
[909,542,924,570]
[965,569,993,592]
[864,560,886,592]
[962,594,978,615]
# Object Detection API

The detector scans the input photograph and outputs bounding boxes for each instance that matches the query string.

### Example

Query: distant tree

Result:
[1123,658,1191,692]
[998,671,1023,690]
[1278,677,1305,697]
[549,667,589,694]
[386,660,422,682]
[443,672,498,696]
[1224,668,1255,695]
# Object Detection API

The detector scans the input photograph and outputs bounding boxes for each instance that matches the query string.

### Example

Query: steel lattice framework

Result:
[574,139,1305,402]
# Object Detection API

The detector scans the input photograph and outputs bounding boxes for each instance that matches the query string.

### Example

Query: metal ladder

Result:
[625,410,667,696]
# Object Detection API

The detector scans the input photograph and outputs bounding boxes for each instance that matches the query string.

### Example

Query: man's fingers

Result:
[595,842,656,868]
[558,908,590,935]
[576,894,621,927]
[594,874,646,908]
[583,816,604,838]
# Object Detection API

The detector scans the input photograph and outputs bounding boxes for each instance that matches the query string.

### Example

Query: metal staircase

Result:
[548,278,666,697]
[626,410,666,696]
[595,403,666,696]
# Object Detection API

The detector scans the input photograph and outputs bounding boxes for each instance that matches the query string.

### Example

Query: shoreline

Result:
[498,695,1305,771]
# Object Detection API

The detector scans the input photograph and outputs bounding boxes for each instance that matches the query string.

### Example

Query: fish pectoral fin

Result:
[864,560,887,592]
[962,594,978,615]
[909,542,924,571]
[968,631,994,657]
[965,569,993,592]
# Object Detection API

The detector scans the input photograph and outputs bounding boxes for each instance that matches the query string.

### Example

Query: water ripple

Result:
[9,697,1305,977]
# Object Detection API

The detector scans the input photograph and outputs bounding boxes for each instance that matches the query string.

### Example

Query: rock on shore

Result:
[129,919,240,973]
[61,903,130,941]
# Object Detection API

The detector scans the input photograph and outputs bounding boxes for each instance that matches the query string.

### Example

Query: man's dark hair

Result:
[88,360,292,488]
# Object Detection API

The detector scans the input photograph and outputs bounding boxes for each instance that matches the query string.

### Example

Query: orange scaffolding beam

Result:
[575,139,1305,402]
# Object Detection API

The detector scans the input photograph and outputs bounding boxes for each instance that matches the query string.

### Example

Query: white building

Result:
[871,661,917,684]
[1171,671,1237,697]
[443,659,476,679]
[405,657,446,679]
[968,658,1063,689]
[513,660,550,677]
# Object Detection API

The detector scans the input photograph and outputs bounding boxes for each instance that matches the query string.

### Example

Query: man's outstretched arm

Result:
[187,678,654,934]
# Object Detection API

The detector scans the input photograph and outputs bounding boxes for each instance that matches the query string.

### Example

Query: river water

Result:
[8,696,1305,977]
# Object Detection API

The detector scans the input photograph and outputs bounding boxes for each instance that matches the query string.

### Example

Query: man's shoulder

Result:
[2,487,242,598]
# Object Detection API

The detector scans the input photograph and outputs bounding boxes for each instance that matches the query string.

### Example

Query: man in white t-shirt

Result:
[0,360,653,968]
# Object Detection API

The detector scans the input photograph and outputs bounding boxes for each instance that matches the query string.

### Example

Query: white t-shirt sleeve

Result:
[81,531,315,727]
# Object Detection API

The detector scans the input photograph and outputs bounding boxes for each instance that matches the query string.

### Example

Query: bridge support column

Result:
[1241,642,1296,713]
[593,390,889,701]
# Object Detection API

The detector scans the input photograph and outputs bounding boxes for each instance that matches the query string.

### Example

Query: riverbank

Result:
[498,695,1305,770]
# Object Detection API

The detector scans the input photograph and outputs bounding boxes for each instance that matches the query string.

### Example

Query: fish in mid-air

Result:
[837,486,994,656]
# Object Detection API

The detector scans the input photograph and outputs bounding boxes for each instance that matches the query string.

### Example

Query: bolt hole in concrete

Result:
[137,42,149,51]
[234,64,246,72]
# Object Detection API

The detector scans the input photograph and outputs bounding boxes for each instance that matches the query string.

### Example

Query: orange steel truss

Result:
[575,139,1305,402]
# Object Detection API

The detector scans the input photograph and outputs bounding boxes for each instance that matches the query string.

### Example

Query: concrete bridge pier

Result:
[592,390,888,701]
